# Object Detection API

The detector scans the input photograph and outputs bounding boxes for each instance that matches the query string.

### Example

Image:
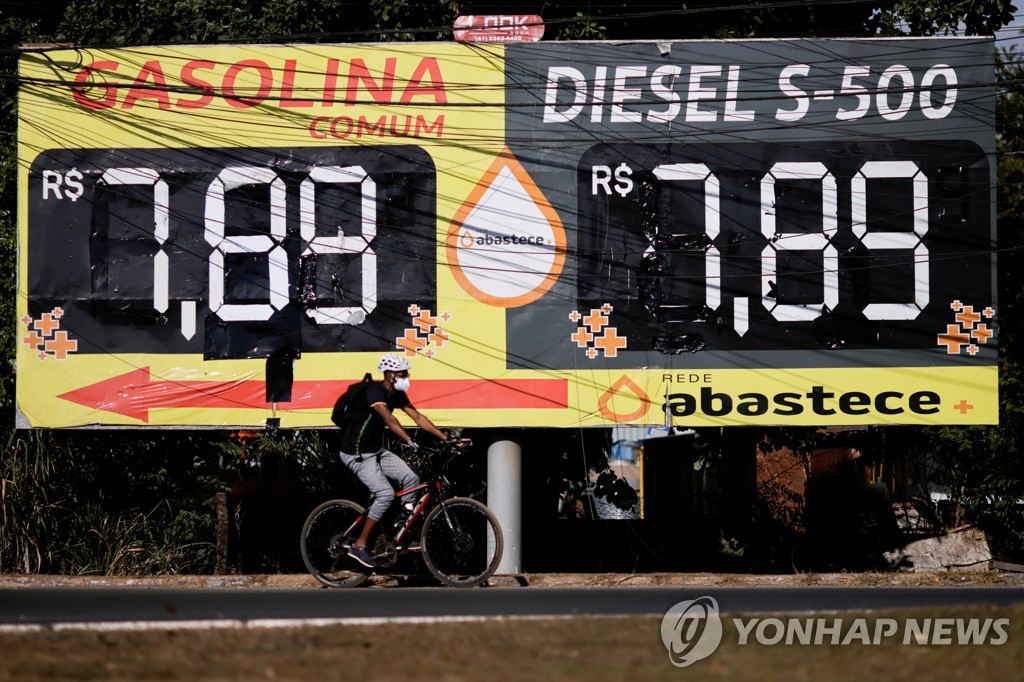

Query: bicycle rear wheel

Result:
[300,499,370,588]
[421,497,503,588]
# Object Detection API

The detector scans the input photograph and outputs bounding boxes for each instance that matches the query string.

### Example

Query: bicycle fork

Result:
[436,496,465,535]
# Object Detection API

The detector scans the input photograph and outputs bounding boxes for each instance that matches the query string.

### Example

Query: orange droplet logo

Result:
[598,375,651,423]
[446,148,566,308]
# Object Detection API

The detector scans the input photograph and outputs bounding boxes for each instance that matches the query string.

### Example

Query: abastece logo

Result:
[457,229,551,248]
[660,596,723,667]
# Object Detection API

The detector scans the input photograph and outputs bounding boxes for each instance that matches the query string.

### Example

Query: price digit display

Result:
[28,146,437,359]
[566,140,991,365]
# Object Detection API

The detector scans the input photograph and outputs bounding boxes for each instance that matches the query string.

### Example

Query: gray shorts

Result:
[339,448,420,522]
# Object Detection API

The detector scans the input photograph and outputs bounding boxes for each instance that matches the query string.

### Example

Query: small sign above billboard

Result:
[453,15,544,43]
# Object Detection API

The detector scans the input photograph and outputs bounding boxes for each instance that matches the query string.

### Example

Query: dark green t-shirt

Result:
[341,381,412,455]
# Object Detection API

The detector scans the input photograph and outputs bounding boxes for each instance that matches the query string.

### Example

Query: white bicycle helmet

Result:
[378,353,411,373]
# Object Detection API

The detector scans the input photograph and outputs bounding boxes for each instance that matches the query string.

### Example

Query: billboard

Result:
[16,39,997,428]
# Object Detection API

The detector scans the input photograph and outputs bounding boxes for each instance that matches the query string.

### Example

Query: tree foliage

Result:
[41,0,1018,44]
[54,0,335,45]
[922,46,1024,557]
[869,0,1017,35]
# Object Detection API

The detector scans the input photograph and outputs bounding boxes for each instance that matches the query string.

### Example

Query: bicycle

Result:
[300,438,504,588]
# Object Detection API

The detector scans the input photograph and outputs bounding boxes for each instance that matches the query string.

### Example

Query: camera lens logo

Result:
[660,596,723,667]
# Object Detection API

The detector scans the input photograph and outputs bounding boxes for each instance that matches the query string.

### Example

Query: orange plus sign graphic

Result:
[396,328,426,356]
[938,324,970,354]
[414,311,437,333]
[22,329,44,349]
[571,327,593,348]
[956,306,981,329]
[971,323,993,344]
[34,313,59,336]
[953,399,974,415]
[601,303,614,314]
[595,328,627,357]
[569,310,581,322]
[583,309,608,333]
[429,328,449,347]
[407,304,421,315]
[586,347,598,358]
[45,331,78,359]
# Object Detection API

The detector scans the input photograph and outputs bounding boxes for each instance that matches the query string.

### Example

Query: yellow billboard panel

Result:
[17,40,998,428]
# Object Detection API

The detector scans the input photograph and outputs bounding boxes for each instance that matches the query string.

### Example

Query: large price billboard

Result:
[16,39,997,428]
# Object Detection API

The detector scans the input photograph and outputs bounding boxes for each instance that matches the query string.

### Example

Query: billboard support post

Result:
[488,436,522,575]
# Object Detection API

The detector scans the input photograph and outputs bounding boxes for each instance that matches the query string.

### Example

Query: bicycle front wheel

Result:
[300,499,370,588]
[421,497,504,588]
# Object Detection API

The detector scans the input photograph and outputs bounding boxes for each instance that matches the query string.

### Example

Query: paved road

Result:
[3,586,1024,627]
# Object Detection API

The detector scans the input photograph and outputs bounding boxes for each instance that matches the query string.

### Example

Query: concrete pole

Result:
[487,436,522,575]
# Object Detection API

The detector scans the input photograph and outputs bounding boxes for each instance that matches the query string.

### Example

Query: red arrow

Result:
[58,367,568,423]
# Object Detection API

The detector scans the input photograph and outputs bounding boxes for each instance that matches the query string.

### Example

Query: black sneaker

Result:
[347,545,376,568]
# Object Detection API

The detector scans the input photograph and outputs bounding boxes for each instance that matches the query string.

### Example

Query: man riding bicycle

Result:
[338,354,447,568]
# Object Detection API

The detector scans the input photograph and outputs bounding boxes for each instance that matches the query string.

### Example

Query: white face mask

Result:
[394,377,411,392]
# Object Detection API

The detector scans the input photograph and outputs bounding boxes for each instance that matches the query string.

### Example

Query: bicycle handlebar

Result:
[401,437,471,458]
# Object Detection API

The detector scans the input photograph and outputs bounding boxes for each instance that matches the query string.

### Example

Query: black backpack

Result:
[331,373,374,429]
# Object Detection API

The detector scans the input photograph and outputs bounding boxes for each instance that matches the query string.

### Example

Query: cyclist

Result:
[339,353,447,567]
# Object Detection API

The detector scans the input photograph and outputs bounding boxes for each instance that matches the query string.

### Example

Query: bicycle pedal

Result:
[329,538,352,558]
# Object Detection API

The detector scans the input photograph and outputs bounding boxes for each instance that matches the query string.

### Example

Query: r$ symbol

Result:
[41,169,84,203]
[591,164,634,197]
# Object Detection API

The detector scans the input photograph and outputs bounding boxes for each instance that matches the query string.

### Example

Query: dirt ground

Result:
[4,570,1024,680]
[2,605,1022,681]
[3,568,1024,589]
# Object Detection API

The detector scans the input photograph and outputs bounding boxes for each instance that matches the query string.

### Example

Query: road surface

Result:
[3,586,1023,629]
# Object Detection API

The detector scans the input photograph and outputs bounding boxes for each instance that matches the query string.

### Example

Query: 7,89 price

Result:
[28,146,437,358]
[576,140,992,356]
